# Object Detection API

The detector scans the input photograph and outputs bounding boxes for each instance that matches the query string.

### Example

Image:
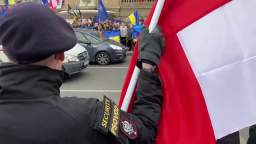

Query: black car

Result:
[74,30,128,65]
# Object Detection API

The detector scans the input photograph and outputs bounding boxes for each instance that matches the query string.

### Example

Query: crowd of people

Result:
[71,17,144,50]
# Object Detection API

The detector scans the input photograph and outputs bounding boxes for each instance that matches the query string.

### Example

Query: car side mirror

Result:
[77,39,91,45]
[85,42,91,45]
[77,40,84,43]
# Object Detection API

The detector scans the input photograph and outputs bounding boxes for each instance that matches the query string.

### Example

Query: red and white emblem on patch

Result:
[120,120,138,139]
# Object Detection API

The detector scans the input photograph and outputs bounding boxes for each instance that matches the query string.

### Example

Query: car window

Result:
[84,33,101,44]
[75,32,90,43]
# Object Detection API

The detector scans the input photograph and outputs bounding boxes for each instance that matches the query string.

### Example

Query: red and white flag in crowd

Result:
[119,0,256,143]
[49,0,58,10]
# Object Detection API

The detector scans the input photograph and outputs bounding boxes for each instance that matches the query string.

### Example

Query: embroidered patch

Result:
[120,118,138,140]
[99,96,112,133]
[110,103,120,136]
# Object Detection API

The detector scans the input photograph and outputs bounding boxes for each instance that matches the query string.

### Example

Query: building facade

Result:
[119,0,155,18]
[0,0,155,19]
[63,0,155,18]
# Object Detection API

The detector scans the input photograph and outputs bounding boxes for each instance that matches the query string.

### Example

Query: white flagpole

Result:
[121,0,165,111]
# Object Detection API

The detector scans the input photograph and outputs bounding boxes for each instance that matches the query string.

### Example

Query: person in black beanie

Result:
[0,2,164,144]
[0,2,76,63]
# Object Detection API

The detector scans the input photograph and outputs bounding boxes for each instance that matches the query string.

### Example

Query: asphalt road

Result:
[60,55,131,103]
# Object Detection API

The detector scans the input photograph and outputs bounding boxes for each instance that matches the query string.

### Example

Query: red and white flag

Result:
[49,0,58,10]
[119,0,256,143]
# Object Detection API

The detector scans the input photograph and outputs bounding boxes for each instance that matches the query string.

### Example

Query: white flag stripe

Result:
[121,0,165,111]
[178,0,256,138]
[51,0,58,8]
[57,0,62,9]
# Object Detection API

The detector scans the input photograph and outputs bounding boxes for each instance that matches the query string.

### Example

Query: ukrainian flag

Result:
[4,0,16,5]
[104,30,120,43]
[129,10,140,25]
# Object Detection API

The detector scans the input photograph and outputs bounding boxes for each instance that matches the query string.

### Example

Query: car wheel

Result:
[96,52,111,65]
[63,72,71,80]
[62,66,70,80]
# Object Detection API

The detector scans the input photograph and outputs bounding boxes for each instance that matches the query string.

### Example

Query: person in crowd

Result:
[98,23,105,40]
[120,22,128,46]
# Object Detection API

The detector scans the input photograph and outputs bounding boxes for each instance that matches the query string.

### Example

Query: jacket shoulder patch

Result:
[120,116,138,140]
[99,96,112,133]
[95,96,120,137]
[110,103,120,136]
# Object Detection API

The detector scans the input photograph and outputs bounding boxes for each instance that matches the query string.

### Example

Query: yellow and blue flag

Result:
[129,10,140,25]
[4,0,16,5]
[104,31,120,43]
[129,10,142,39]
[132,24,143,39]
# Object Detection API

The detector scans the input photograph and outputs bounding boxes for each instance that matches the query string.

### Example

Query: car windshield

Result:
[83,33,102,44]
[75,32,90,44]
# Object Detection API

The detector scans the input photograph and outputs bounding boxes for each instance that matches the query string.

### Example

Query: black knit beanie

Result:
[0,2,77,64]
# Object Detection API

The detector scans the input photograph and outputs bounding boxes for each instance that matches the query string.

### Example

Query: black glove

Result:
[137,26,164,68]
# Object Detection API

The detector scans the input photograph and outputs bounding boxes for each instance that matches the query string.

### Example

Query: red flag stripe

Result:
[118,1,158,111]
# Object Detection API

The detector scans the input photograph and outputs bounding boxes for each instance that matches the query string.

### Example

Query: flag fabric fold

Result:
[128,14,136,25]
[56,0,62,9]
[119,0,256,143]
[98,0,108,22]
[129,10,140,25]
[1,5,8,17]
[41,0,49,6]
[49,0,58,10]
[129,10,143,39]
[4,0,15,5]
[104,31,120,42]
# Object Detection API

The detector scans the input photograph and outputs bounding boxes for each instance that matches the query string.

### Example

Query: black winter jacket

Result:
[0,64,162,144]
